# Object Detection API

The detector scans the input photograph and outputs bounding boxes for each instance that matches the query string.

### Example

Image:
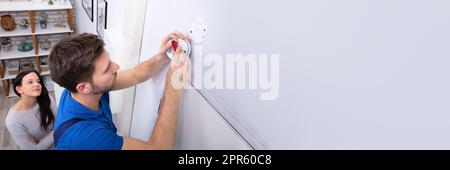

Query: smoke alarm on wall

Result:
[188,17,207,44]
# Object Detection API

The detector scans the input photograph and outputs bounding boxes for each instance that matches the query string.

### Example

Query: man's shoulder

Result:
[58,89,71,107]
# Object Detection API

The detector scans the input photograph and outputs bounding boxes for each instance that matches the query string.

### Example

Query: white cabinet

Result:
[0,0,75,97]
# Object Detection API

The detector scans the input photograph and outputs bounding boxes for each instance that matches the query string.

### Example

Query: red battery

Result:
[171,40,179,51]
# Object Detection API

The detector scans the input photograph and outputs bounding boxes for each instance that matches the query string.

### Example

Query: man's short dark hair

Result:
[48,33,105,93]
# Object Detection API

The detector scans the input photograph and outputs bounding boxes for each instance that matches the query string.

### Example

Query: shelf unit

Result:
[0,1,75,97]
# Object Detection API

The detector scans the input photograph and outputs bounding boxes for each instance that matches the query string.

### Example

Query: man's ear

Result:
[76,82,91,94]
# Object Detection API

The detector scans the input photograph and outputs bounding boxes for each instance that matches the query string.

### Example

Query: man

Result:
[48,32,190,150]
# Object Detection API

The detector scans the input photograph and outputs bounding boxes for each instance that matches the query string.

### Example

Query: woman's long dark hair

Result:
[13,70,54,131]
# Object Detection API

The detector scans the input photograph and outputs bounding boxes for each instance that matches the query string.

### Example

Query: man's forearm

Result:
[134,54,170,83]
[147,74,182,149]
[112,53,170,91]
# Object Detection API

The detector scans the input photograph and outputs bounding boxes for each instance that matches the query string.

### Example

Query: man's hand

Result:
[167,45,191,90]
[159,32,189,60]
[27,135,38,145]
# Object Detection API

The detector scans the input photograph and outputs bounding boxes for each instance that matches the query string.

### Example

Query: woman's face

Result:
[16,72,42,97]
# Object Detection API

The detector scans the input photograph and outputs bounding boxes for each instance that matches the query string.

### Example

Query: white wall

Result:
[174,85,251,150]
[72,0,95,34]
[132,0,450,150]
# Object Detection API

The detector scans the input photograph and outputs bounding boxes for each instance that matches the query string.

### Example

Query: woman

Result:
[5,70,56,150]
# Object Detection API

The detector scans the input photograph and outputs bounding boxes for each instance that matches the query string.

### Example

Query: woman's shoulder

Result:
[5,106,23,126]
[5,103,38,125]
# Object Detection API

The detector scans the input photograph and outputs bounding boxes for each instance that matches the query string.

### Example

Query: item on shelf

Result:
[54,24,66,28]
[19,60,34,72]
[17,41,33,52]
[8,69,19,76]
[40,65,49,72]
[40,56,48,65]
[1,38,13,52]
[39,39,52,51]
[1,15,16,31]
[40,14,48,29]
[18,18,29,29]
[7,60,19,76]
[41,66,49,72]
[48,0,54,5]
[54,15,66,28]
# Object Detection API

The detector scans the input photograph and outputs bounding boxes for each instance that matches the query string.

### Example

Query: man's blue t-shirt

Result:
[54,89,123,150]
